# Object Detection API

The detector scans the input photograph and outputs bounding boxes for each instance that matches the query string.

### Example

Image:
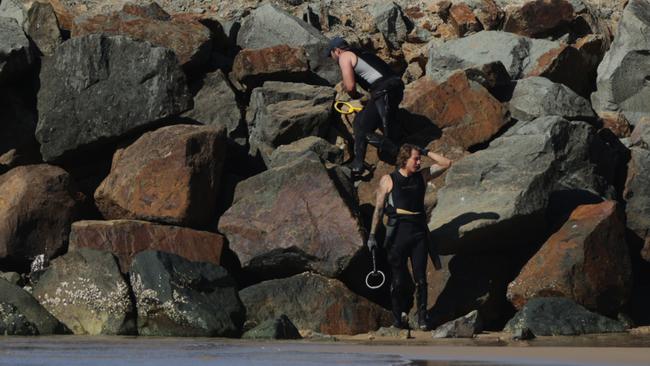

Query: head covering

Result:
[322,36,349,58]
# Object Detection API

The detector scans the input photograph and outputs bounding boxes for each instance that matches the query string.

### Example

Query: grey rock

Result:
[242,314,302,339]
[24,2,62,56]
[218,155,364,279]
[591,0,650,125]
[429,116,619,254]
[369,2,409,50]
[624,148,650,249]
[268,136,342,168]
[0,271,22,286]
[247,81,335,163]
[0,278,67,335]
[426,31,559,82]
[183,70,244,143]
[509,77,595,121]
[32,249,135,335]
[0,302,38,335]
[0,16,33,85]
[432,310,482,338]
[240,272,392,335]
[236,3,338,84]
[35,34,192,162]
[512,327,535,340]
[130,250,245,337]
[0,0,25,26]
[504,297,626,335]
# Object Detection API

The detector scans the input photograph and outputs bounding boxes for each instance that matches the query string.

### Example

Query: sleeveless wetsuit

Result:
[349,50,404,171]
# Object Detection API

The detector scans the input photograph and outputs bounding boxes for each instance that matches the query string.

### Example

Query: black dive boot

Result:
[390,285,409,329]
[416,281,429,330]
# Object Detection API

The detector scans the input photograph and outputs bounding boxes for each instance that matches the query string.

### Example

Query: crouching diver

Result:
[367,144,452,330]
[324,36,404,176]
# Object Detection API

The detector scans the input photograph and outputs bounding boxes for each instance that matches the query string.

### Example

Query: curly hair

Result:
[396,144,419,168]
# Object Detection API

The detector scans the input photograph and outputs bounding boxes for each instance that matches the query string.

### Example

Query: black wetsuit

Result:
[385,169,429,327]
[350,50,404,171]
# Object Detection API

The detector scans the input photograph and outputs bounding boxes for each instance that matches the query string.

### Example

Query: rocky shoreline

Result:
[1,0,649,341]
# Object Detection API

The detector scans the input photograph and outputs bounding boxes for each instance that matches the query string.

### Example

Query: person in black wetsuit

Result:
[323,37,404,176]
[367,143,452,330]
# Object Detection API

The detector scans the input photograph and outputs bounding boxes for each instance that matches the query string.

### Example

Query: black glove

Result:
[418,146,430,156]
[367,234,378,252]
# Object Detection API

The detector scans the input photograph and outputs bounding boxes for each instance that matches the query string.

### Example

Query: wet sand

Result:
[0,330,649,366]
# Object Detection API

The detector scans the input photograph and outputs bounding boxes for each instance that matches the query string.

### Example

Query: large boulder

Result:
[240,272,392,335]
[182,70,244,143]
[0,16,34,85]
[130,250,245,337]
[24,1,62,56]
[429,116,619,254]
[218,154,363,279]
[95,125,225,228]
[36,34,192,162]
[400,72,508,150]
[71,2,212,71]
[246,81,335,163]
[369,2,409,50]
[268,136,343,169]
[0,0,25,25]
[231,45,311,90]
[426,30,595,95]
[69,220,225,272]
[0,278,67,335]
[591,0,650,125]
[0,165,80,265]
[32,248,135,335]
[236,3,338,84]
[504,297,626,335]
[507,201,632,315]
[508,77,595,122]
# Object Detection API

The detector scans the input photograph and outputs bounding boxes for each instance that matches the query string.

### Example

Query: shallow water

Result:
[0,336,649,366]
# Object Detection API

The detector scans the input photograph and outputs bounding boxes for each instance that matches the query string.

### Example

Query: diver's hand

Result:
[367,234,378,252]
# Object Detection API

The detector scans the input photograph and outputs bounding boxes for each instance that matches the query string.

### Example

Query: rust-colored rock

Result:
[507,201,632,315]
[231,45,310,88]
[526,44,595,97]
[473,0,504,31]
[71,2,212,70]
[448,3,482,37]
[503,0,576,38]
[69,220,225,272]
[95,125,226,229]
[0,164,81,264]
[400,72,508,150]
[240,272,392,335]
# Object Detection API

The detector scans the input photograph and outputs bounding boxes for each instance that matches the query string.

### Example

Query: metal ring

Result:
[365,270,386,289]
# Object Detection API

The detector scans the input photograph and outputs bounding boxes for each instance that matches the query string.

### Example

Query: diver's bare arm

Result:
[422,151,452,182]
[370,175,391,235]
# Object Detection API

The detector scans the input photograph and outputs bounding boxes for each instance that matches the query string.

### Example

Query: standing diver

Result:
[324,37,404,176]
[367,144,452,330]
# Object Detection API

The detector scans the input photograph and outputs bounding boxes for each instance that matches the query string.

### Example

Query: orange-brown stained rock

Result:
[449,3,482,37]
[526,44,594,97]
[400,72,507,150]
[507,201,632,315]
[71,3,211,68]
[0,164,81,263]
[240,272,392,335]
[474,0,504,31]
[94,125,226,229]
[599,111,632,138]
[69,220,224,272]
[503,0,575,37]
[231,45,309,85]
